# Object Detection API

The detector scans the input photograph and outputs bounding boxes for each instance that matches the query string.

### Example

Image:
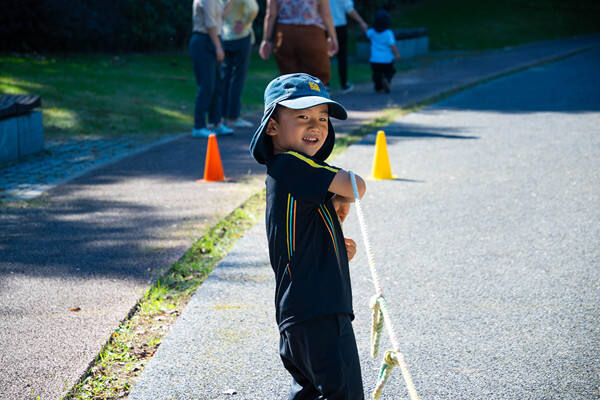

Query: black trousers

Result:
[370,62,396,91]
[279,313,364,400]
[335,25,348,88]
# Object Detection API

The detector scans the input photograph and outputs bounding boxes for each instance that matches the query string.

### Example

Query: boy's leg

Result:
[371,63,383,92]
[385,62,396,82]
[280,331,321,400]
[280,314,364,400]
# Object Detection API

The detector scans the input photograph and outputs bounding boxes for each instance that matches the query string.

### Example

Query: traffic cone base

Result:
[197,133,227,182]
[370,130,396,180]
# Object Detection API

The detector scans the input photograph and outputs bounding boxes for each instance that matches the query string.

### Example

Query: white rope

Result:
[349,171,420,400]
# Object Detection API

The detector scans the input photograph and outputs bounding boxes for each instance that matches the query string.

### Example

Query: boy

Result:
[250,73,367,399]
[366,8,401,93]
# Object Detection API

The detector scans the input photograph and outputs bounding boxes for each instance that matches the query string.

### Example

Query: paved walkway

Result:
[0,135,185,201]
[0,35,598,400]
[130,43,600,400]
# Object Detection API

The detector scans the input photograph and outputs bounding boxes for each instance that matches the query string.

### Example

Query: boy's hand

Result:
[345,238,357,261]
[332,195,351,223]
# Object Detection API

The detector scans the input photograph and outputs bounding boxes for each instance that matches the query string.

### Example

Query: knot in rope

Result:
[370,294,385,358]
[373,351,401,399]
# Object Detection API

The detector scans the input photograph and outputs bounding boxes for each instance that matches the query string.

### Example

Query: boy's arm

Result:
[328,169,366,200]
[391,43,401,60]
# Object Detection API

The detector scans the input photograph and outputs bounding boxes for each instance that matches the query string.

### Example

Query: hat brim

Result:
[250,104,276,165]
[279,96,347,120]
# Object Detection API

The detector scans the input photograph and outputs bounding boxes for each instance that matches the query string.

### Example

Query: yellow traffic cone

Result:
[371,130,396,180]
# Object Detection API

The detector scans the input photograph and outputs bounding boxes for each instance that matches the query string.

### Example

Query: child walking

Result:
[366,8,401,93]
[250,73,367,399]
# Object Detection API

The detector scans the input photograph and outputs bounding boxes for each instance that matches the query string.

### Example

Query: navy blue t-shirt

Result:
[265,151,354,332]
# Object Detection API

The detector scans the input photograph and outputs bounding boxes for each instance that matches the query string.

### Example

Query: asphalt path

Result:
[130,47,599,399]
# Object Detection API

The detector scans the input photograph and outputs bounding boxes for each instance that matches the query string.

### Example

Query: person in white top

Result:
[366,8,400,93]
[189,0,234,137]
[329,0,368,92]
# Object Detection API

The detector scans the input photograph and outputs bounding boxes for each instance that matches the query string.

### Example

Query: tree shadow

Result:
[357,123,479,146]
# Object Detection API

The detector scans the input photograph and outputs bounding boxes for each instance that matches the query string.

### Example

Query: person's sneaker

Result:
[214,123,234,136]
[341,83,354,93]
[228,118,253,128]
[381,77,391,93]
[192,127,215,138]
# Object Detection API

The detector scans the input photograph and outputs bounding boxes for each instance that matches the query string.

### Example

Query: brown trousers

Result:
[273,23,331,86]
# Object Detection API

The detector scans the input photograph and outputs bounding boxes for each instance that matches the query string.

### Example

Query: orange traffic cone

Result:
[371,130,396,180]
[199,134,225,182]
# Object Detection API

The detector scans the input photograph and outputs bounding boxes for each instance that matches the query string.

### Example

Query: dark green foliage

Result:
[1,0,408,52]
[0,0,192,52]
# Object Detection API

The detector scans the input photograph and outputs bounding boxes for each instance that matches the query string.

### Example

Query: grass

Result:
[63,189,266,400]
[392,0,600,50]
[0,52,276,140]
[0,51,375,141]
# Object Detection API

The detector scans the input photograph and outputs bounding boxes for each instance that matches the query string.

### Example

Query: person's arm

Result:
[391,43,401,60]
[318,0,338,56]
[223,0,234,16]
[259,0,278,60]
[329,169,366,201]
[348,9,367,32]
[207,26,225,62]
[390,30,400,60]
[205,0,225,62]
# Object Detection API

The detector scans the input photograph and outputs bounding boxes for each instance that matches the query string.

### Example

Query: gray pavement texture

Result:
[129,45,600,399]
[0,134,183,201]
[0,35,598,400]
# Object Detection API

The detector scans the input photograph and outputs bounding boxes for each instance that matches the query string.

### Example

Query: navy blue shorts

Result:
[279,313,364,400]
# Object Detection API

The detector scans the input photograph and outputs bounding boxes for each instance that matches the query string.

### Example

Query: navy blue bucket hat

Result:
[250,73,348,164]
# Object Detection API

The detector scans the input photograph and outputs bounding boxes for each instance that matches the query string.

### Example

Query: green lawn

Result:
[0,52,276,139]
[0,52,374,140]
[393,0,600,50]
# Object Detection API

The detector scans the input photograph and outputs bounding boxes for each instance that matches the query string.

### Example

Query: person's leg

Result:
[335,313,364,398]
[335,25,348,88]
[189,33,216,129]
[371,62,383,92]
[295,25,331,86]
[280,329,321,400]
[274,24,302,75]
[221,40,235,121]
[208,51,224,126]
[225,35,252,120]
[385,62,397,83]
[282,314,365,400]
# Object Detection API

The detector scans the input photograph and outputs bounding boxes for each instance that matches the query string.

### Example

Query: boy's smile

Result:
[266,104,329,157]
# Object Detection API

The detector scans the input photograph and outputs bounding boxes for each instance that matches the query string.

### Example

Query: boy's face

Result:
[266,104,329,157]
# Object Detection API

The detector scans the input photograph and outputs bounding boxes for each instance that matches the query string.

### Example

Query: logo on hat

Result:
[308,81,321,92]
